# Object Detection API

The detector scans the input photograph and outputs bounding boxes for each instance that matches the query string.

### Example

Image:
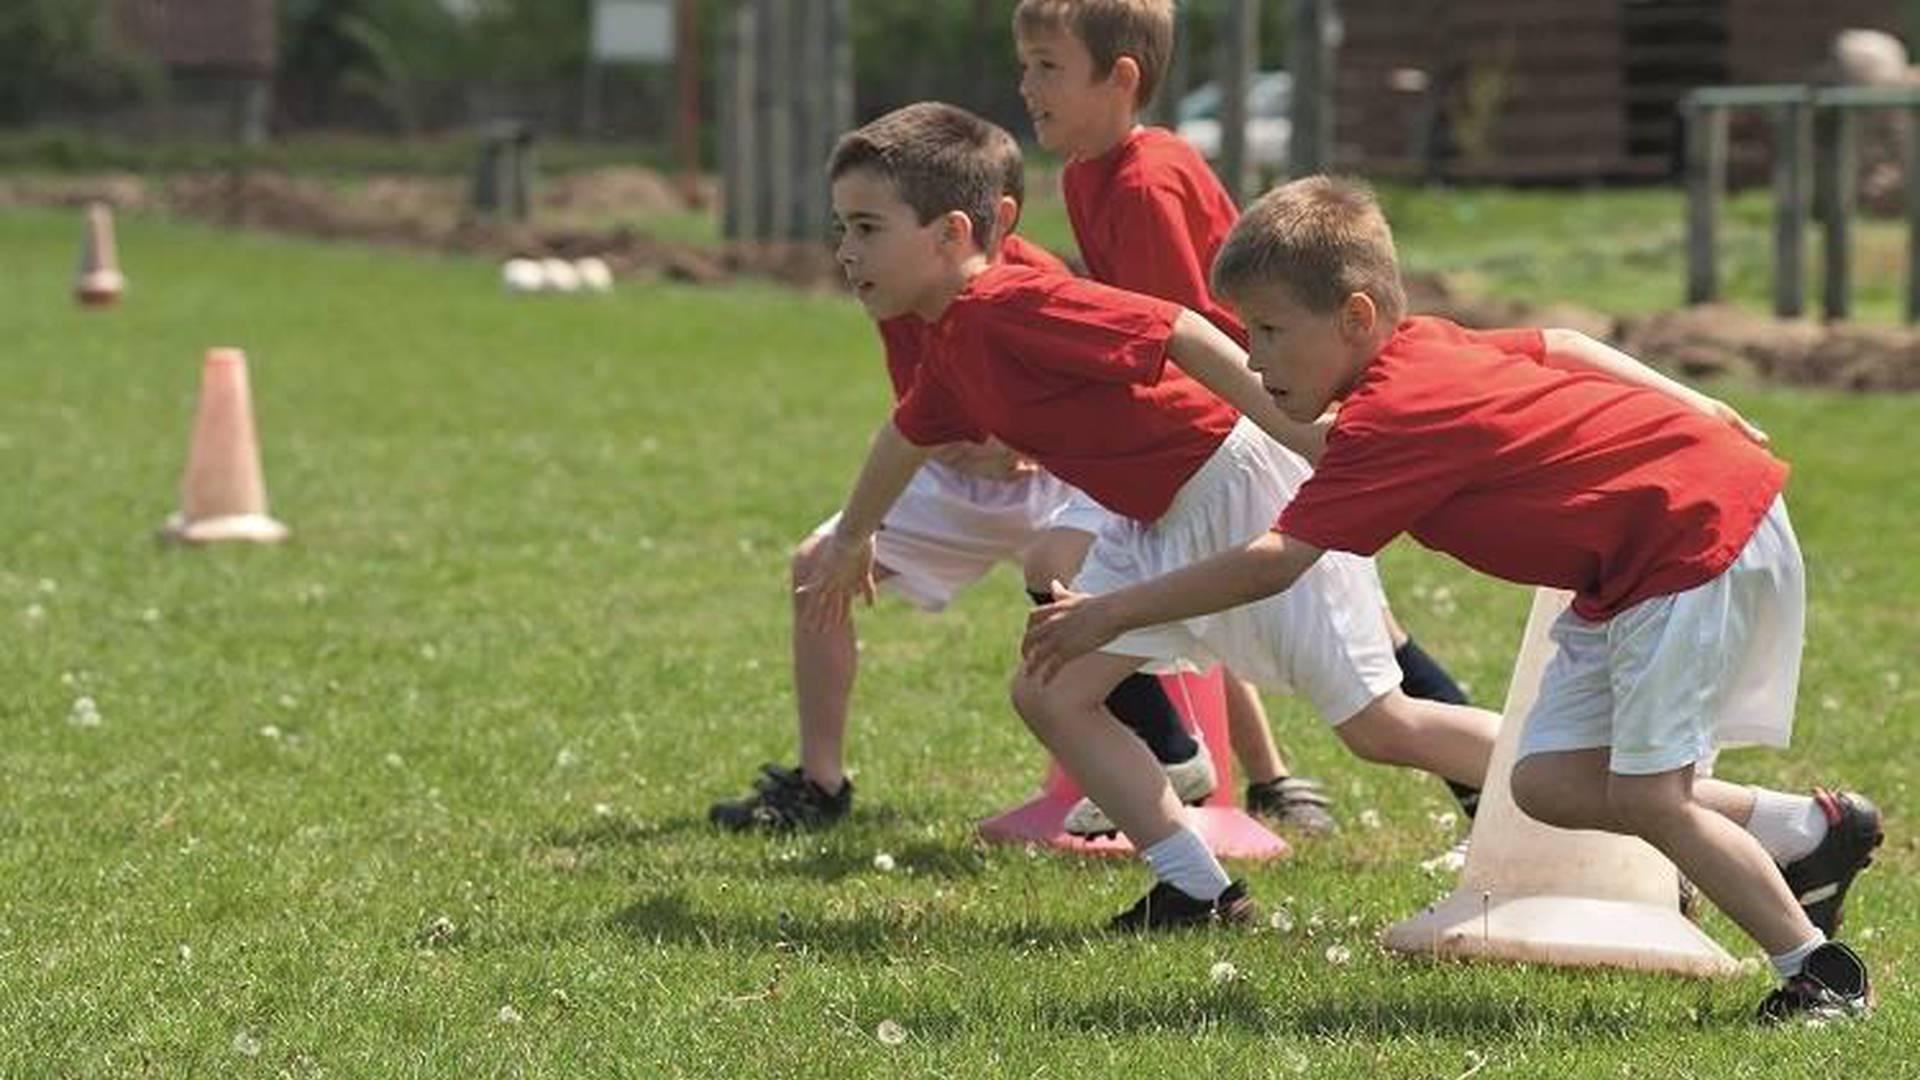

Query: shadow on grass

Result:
[609,890,1090,956]
[537,814,989,884]
[538,805,909,849]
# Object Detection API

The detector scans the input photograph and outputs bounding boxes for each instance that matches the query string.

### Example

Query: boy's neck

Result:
[1070,116,1141,163]
[912,252,993,322]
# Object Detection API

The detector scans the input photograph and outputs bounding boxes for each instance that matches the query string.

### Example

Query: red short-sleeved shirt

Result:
[1063,127,1248,347]
[878,234,1069,400]
[893,263,1238,522]
[1277,317,1790,621]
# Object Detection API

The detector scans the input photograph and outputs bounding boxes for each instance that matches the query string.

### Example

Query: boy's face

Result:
[831,168,951,321]
[1016,24,1131,157]
[1231,283,1377,422]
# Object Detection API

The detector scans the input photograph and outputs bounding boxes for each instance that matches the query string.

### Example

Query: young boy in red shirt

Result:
[710,134,1207,831]
[1022,176,1882,1019]
[1013,0,1482,838]
[805,103,1500,928]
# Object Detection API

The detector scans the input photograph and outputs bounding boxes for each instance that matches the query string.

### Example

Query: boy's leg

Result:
[1331,689,1498,790]
[1230,675,1340,835]
[1025,525,1202,769]
[1010,652,1253,927]
[711,534,875,830]
[1383,604,1484,818]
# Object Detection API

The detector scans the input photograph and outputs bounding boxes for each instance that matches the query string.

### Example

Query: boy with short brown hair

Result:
[1023,175,1882,1018]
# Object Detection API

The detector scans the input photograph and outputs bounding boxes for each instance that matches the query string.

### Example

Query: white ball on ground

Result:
[501,257,545,294]
[540,257,581,294]
[574,256,614,293]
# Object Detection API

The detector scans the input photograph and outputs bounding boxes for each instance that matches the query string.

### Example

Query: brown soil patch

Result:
[8,170,1918,389]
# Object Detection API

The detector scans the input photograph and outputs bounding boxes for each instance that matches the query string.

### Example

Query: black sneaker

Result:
[1780,789,1883,936]
[1109,879,1258,932]
[1757,941,1874,1024]
[708,764,852,832]
[1245,776,1337,835]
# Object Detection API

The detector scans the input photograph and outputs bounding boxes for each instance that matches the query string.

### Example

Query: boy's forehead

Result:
[831,168,912,214]
[1015,21,1085,56]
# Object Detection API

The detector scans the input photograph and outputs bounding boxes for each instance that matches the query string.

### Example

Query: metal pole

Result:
[1218,0,1256,203]
[1773,99,1808,318]
[1289,0,1333,177]
[1818,106,1854,321]
[1684,100,1726,305]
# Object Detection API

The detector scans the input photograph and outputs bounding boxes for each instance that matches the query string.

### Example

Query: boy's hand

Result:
[1021,580,1121,683]
[1699,396,1770,447]
[795,533,876,630]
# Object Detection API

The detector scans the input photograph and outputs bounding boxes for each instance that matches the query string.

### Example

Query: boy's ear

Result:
[1340,292,1379,338]
[938,209,976,250]
[992,195,1020,246]
[1109,55,1142,100]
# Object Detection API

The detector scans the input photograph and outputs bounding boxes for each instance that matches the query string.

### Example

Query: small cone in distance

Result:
[1381,588,1739,977]
[161,348,290,545]
[74,202,126,308]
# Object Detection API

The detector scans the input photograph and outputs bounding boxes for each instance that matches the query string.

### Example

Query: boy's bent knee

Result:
[1334,697,1417,765]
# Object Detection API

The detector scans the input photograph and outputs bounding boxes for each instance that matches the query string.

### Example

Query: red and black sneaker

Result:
[709,764,852,832]
[1757,941,1875,1024]
[1780,789,1883,936]
[1109,879,1258,932]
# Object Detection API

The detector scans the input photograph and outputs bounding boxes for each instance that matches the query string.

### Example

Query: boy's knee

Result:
[1008,669,1056,728]
[790,534,827,586]
[1510,758,1563,824]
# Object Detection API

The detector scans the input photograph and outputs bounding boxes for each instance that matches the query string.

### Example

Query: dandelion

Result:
[874,1019,907,1046]
[555,748,579,768]
[23,603,45,621]
[140,607,161,623]
[231,1031,261,1057]
[422,915,457,946]
[1208,960,1239,984]
[1820,695,1840,712]
[36,578,57,594]
[68,696,101,728]
[259,725,282,740]
[278,694,298,709]
[1358,809,1382,829]
[1324,944,1352,966]
[871,851,897,872]
[1428,811,1458,831]
[177,943,193,963]
[593,802,614,817]
[384,752,405,768]
[1267,908,1295,933]
[496,1004,523,1025]
[420,643,439,661]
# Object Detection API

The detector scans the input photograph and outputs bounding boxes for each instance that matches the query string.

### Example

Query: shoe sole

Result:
[1069,793,1212,842]
[1799,821,1883,936]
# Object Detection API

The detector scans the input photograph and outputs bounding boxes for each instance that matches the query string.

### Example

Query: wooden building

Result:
[108,0,277,143]
[1336,0,1904,182]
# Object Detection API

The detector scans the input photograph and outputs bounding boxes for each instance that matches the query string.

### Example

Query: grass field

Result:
[1,204,1915,1077]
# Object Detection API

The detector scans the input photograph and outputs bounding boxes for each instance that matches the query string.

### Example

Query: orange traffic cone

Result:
[978,667,1292,860]
[161,348,291,545]
[1381,589,1739,976]
[74,201,126,308]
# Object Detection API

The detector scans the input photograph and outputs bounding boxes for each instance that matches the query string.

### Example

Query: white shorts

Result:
[812,461,1078,611]
[1518,494,1805,775]
[1072,418,1402,726]
[1046,487,1117,536]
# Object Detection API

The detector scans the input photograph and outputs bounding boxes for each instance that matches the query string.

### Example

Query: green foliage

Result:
[0,0,161,123]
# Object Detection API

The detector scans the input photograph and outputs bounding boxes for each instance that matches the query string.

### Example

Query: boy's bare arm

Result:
[1541,328,1769,445]
[1021,530,1325,681]
[1167,309,1328,462]
[796,420,932,630]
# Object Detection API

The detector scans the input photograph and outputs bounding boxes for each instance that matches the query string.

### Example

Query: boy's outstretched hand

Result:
[1022,580,1121,683]
[1701,396,1770,447]
[795,533,876,631]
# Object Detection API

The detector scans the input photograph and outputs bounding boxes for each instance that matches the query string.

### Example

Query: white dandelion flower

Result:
[874,1019,907,1046]
[555,748,579,768]
[593,802,614,817]
[24,603,45,621]
[259,725,282,740]
[140,607,161,623]
[1208,960,1239,984]
[68,696,101,727]
[384,752,405,768]
[496,1004,523,1025]
[1358,809,1382,829]
[231,1031,261,1057]
[1267,908,1295,933]
[872,852,896,872]
[36,578,57,594]
[1324,944,1352,966]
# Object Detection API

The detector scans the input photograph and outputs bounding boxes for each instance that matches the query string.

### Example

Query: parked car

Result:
[1175,71,1291,167]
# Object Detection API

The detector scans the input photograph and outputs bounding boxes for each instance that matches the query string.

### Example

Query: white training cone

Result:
[161,348,291,544]
[74,201,126,308]
[1381,588,1740,977]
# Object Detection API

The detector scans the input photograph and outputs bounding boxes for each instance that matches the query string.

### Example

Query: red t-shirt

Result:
[877,234,1069,400]
[1277,317,1790,621]
[893,263,1238,522]
[1062,127,1247,347]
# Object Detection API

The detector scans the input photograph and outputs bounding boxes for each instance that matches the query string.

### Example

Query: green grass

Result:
[0,206,1914,1076]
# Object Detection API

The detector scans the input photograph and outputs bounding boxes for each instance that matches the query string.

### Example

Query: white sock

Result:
[1141,827,1230,901]
[1770,931,1827,978]
[1746,788,1828,865]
